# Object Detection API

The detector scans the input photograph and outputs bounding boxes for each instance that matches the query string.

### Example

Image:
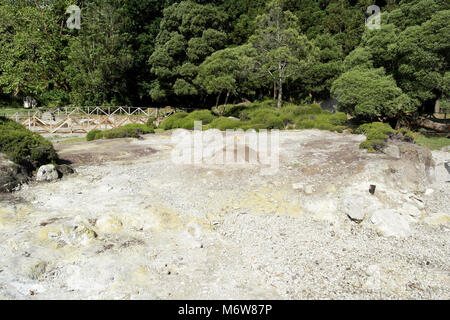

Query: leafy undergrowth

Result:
[356,122,449,153]
[159,100,349,132]
[0,116,58,170]
[86,124,155,141]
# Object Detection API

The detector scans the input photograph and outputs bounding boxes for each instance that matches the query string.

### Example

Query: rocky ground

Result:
[0,129,448,299]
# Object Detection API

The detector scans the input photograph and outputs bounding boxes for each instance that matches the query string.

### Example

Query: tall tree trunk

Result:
[273,82,277,100]
[215,90,222,108]
[435,98,441,114]
[224,90,230,106]
[277,72,283,109]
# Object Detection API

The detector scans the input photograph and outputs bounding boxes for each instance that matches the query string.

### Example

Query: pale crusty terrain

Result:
[0,130,448,299]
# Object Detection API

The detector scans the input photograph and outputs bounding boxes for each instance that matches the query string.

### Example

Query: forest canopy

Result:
[0,0,448,122]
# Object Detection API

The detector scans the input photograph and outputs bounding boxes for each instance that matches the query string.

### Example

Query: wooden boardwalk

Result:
[3,106,177,134]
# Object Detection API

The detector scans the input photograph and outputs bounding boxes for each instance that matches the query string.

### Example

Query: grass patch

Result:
[56,137,86,145]
[414,134,450,151]
[0,116,58,170]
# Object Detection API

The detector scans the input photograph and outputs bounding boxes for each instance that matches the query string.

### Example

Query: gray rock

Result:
[342,195,366,222]
[383,144,400,159]
[36,164,59,182]
[0,153,28,192]
[56,164,76,177]
[370,209,411,238]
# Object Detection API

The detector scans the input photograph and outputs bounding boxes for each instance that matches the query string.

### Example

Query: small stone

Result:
[304,185,314,194]
[292,183,304,191]
[425,188,434,196]
[36,164,59,182]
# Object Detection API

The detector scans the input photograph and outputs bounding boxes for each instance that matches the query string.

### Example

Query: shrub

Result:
[185,110,216,125]
[86,130,102,141]
[159,112,189,130]
[86,124,154,141]
[356,122,394,152]
[329,112,348,126]
[0,116,58,170]
[207,117,241,130]
[146,117,156,129]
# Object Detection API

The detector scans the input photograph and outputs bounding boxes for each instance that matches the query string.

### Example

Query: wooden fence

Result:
[2,106,178,134]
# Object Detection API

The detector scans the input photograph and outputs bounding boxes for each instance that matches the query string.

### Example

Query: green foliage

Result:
[159,112,189,130]
[196,44,258,103]
[352,1,450,114]
[331,68,414,119]
[149,1,228,105]
[65,0,133,106]
[356,122,395,152]
[0,116,58,169]
[86,130,102,142]
[250,0,318,108]
[86,124,154,141]
[206,117,241,131]
[162,100,350,133]
[146,118,156,129]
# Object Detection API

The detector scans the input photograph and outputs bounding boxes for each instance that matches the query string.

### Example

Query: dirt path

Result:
[0,130,448,299]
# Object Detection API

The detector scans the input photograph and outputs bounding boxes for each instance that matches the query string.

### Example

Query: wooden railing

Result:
[2,106,179,134]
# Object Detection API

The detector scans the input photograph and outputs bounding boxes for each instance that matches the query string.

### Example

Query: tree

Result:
[121,0,178,107]
[357,2,450,114]
[295,33,344,101]
[149,1,228,106]
[196,44,257,107]
[0,0,71,106]
[65,0,133,106]
[331,67,414,120]
[250,0,317,108]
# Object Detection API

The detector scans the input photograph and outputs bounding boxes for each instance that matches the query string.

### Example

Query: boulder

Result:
[370,209,411,238]
[36,164,59,182]
[342,195,366,222]
[56,164,76,177]
[0,153,28,192]
[382,144,400,159]
[384,142,436,192]
[60,216,98,246]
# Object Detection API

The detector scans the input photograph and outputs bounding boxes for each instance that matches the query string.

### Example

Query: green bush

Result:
[159,112,189,130]
[356,122,394,152]
[86,124,154,141]
[157,101,350,133]
[0,116,58,170]
[207,117,241,130]
[146,117,156,129]
[329,112,348,126]
[86,130,102,141]
[186,110,216,125]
